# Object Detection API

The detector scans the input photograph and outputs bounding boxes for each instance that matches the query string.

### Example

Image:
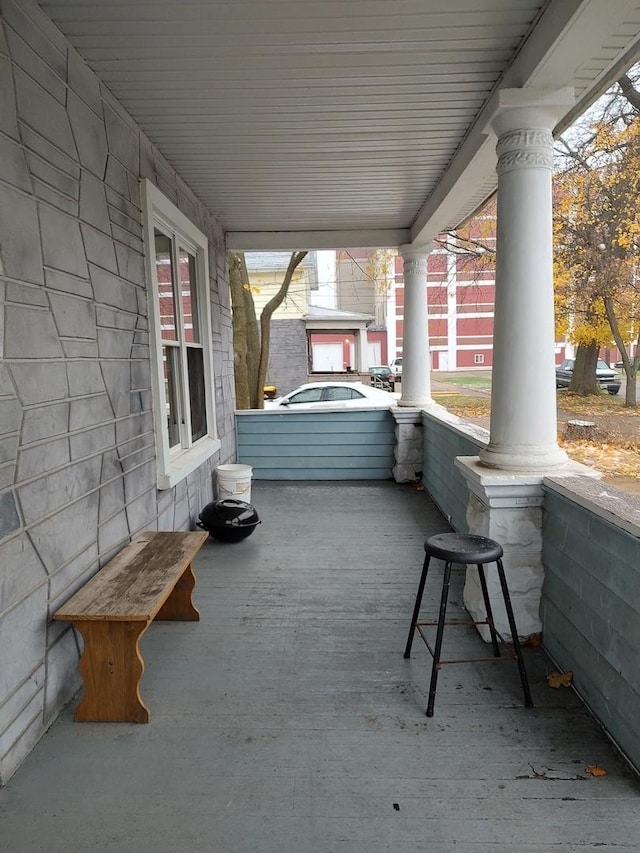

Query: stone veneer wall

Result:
[267,319,309,396]
[0,0,236,783]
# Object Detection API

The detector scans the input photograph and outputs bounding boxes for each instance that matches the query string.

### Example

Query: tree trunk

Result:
[624,365,638,407]
[230,250,307,409]
[603,293,638,407]
[569,343,600,395]
[564,419,597,440]
[228,252,251,409]
[617,73,640,114]
[228,252,260,410]
[255,251,308,408]
[242,264,261,409]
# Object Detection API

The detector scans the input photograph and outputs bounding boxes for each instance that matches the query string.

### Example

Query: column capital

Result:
[400,244,430,279]
[488,87,574,138]
[495,128,555,174]
[399,243,432,261]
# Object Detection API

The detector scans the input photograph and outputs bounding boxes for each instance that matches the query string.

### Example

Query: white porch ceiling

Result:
[38,0,640,250]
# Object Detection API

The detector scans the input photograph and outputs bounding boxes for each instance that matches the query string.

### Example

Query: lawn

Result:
[436,391,640,481]
[437,372,493,392]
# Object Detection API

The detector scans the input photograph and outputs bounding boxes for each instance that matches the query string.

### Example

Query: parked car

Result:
[390,357,402,381]
[264,381,397,410]
[555,358,621,395]
[369,365,395,391]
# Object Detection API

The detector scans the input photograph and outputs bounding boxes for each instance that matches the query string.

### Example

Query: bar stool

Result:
[404,532,533,717]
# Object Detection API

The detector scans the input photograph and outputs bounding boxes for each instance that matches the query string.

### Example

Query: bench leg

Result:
[156,562,200,621]
[73,620,150,723]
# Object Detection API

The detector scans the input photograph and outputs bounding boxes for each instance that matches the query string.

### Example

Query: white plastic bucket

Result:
[215,463,253,503]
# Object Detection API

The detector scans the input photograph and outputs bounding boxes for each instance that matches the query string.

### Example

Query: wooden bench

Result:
[54,530,208,723]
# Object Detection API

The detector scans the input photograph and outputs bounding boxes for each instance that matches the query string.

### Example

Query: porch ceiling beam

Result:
[410,0,640,246]
[226,229,410,252]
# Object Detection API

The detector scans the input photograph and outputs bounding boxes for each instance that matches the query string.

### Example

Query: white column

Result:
[356,328,369,372]
[399,245,433,407]
[479,88,574,471]
[446,247,457,371]
[456,88,578,641]
[314,250,337,309]
[385,253,397,362]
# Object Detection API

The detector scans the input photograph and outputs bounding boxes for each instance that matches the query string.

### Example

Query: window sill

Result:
[157,436,221,490]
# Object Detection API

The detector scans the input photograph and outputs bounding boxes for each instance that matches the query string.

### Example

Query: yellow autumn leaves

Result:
[554,119,640,352]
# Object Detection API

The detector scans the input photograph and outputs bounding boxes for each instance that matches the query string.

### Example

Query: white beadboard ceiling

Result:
[38,0,640,249]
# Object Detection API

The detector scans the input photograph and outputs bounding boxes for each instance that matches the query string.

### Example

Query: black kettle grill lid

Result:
[199,499,259,527]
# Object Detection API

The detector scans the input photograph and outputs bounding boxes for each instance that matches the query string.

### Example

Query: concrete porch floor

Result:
[1,481,639,852]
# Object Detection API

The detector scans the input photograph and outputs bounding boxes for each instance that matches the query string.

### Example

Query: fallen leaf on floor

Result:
[586,765,608,777]
[516,764,585,781]
[547,670,573,688]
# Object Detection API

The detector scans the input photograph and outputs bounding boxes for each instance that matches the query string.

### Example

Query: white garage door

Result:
[368,341,381,366]
[312,342,344,371]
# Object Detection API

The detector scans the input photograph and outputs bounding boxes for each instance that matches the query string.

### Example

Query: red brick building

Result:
[391,240,501,371]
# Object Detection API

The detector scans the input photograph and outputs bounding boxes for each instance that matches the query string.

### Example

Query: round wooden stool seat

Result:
[424,533,503,565]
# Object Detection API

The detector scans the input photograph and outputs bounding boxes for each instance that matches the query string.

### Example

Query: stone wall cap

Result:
[392,408,422,423]
[421,408,489,445]
[544,476,640,536]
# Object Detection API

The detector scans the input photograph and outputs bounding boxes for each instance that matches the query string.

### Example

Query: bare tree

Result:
[228,250,308,409]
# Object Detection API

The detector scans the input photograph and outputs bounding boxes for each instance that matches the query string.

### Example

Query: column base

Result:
[391,408,422,482]
[455,455,599,641]
[478,442,568,471]
[398,396,436,408]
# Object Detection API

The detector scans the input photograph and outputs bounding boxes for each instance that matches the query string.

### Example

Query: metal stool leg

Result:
[495,557,534,708]
[476,562,501,657]
[404,554,432,659]
[426,559,453,717]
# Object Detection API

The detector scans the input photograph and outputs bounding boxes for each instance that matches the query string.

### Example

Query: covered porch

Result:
[2,480,638,852]
[2,0,640,800]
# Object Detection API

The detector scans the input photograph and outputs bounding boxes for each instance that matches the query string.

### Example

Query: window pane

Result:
[288,388,324,404]
[163,346,181,448]
[155,231,177,341]
[180,249,200,343]
[325,386,362,401]
[187,347,207,442]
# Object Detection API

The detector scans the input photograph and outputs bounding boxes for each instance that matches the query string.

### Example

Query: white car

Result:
[264,381,397,410]
[390,357,402,380]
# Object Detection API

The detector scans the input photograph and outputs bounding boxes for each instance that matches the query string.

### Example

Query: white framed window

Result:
[141,179,220,489]
[474,353,485,365]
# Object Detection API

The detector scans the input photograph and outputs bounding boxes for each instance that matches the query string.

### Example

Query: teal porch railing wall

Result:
[421,409,487,532]
[235,409,395,480]
[541,478,640,773]
[419,410,640,773]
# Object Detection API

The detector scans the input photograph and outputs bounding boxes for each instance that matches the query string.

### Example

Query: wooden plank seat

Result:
[54,530,208,723]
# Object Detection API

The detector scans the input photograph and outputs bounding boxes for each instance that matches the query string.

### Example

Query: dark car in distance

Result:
[369,365,395,391]
[555,358,621,395]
